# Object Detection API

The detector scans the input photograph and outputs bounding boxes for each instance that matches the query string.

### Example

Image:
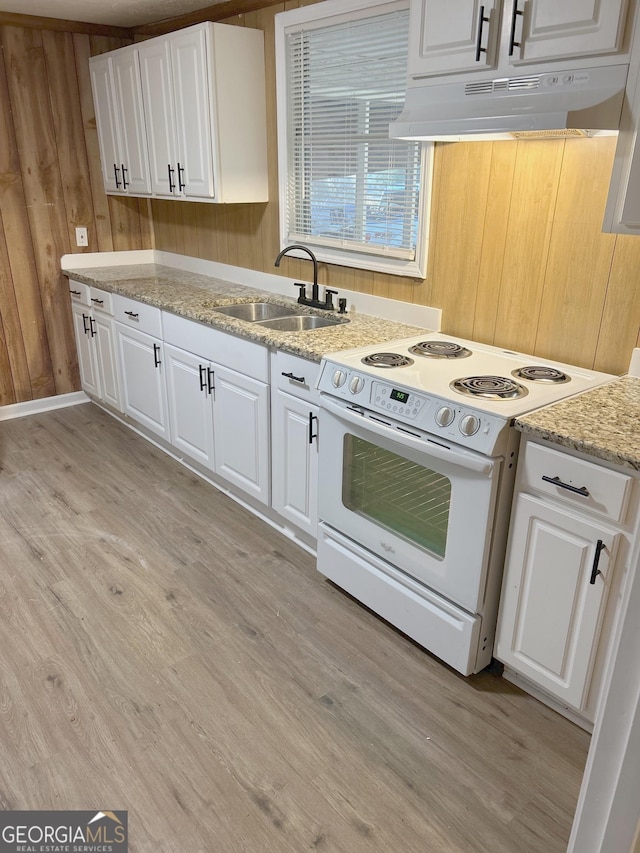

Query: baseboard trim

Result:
[0,391,89,421]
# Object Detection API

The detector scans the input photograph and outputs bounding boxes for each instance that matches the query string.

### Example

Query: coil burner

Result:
[409,340,473,359]
[451,375,529,400]
[513,365,570,384]
[361,352,415,368]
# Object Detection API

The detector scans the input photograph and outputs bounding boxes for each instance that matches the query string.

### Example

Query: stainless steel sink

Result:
[255,315,347,331]
[212,302,295,321]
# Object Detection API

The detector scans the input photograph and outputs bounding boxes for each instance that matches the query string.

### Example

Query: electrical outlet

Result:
[75,227,88,247]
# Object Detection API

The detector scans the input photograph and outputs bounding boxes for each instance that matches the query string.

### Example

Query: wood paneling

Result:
[148,2,640,376]
[2,2,640,412]
[0,22,152,407]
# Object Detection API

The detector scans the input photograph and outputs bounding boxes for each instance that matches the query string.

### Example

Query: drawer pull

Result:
[590,539,605,585]
[124,311,139,320]
[70,289,81,296]
[282,371,305,384]
[91,297,104,305]
[541,475,590,497]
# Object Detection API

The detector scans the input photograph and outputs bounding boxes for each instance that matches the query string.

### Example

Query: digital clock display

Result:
[390,388,410,404]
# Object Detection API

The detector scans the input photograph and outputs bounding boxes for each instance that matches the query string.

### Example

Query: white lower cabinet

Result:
[69,281,121,410]
[271,352,320,539]
[165,343,216,470]
[116,323,168,441]
[496,493,617,711]
[112,294,167,440]
[162,312,270,506]
[496,438,635,721]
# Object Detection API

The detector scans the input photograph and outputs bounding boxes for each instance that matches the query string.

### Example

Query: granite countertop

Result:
[64,263,427,362]
[515,376,640,471]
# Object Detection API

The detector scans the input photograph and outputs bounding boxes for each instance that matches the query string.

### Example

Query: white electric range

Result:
[315,332,616,675]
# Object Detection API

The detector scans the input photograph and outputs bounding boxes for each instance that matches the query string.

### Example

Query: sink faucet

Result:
[274,244,337,311]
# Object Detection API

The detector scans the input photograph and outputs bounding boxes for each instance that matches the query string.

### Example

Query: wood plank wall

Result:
[0,21,152,407]
[150,0,640,376]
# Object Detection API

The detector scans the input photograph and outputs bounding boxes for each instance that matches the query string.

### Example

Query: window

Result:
[275,0,432,278]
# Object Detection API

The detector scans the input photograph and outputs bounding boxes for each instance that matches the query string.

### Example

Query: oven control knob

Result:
[435,406,455,427]
[349,376,365,395]
[459,414,480,436]
[332,369,346,388]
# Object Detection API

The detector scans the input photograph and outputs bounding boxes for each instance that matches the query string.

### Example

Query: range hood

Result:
[389,64,628,141]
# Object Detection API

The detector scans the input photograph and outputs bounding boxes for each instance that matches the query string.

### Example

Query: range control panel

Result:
[317,361,511,457]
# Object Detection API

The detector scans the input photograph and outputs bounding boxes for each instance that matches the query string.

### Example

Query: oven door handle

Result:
[319,395,495,476]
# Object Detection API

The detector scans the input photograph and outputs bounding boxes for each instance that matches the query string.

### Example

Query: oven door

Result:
[318,394,502,615]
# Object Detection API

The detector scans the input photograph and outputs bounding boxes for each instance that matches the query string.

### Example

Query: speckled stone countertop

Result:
[515,376,640,471]
[64,263,427,361]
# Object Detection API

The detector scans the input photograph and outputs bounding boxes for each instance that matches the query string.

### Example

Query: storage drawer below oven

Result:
[317,523,484,676]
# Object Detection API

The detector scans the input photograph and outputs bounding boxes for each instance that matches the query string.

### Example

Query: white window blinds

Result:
[283,7,423,264]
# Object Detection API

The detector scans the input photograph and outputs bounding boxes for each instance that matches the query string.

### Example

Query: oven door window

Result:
[342,434,451,559]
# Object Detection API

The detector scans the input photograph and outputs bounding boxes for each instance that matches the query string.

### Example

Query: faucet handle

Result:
[324,288,338,310]
[294,283,307,301]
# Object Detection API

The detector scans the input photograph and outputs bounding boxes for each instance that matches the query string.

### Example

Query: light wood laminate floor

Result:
[0,403,589,852]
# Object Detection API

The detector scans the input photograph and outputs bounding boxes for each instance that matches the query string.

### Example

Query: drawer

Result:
[162,311,268,382]
[68,280,89,306]
[89,287,114,315]
[519,440,633,524]
[272,350,320,404]
[113,294,162,339]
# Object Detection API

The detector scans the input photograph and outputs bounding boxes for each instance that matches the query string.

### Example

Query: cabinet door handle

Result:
[282,371,306,384]
[199,364,207,392]
[82,313,90,334]
[508,0,524,56]
[168,164,176,193]
[153,343,161,368]
[121,163,129,190]
[114,164,121,189]
[207,367,215,395]
[177,162,186,192]
[475,5,489,62]
[89,317,97,337]
[124,311,139,320]
[308,412,318,445]
[590,539,606,585]
[541,475,590,498]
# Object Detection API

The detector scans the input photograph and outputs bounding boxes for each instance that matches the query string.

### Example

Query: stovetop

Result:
[317,333,616,456]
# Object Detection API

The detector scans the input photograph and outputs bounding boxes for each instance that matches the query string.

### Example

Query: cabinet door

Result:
[211,363,269,505]
[111,49,151,195]
[165,344,215,471]
[408,0,502,78]
[169,26,214,198]
[72,304,100,397]
[272,390,318,538]
[116,324,169,440]
[510,0,629,65]
[496,493,617,711]
[138,38,179,197]
[90,55,122,194]
[94,313,121,411]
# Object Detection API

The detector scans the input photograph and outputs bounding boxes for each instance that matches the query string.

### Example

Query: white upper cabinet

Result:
[408,0,632,79]
[137,38,179,198]
[91,22,268,203]
[90,49,151,195]
[408,0,502,77]
[510,0,630,65]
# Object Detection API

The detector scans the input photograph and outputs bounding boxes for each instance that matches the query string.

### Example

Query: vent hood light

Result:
[390,64,628,142]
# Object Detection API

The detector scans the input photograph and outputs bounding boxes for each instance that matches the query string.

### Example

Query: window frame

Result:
[274,0,433,279]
